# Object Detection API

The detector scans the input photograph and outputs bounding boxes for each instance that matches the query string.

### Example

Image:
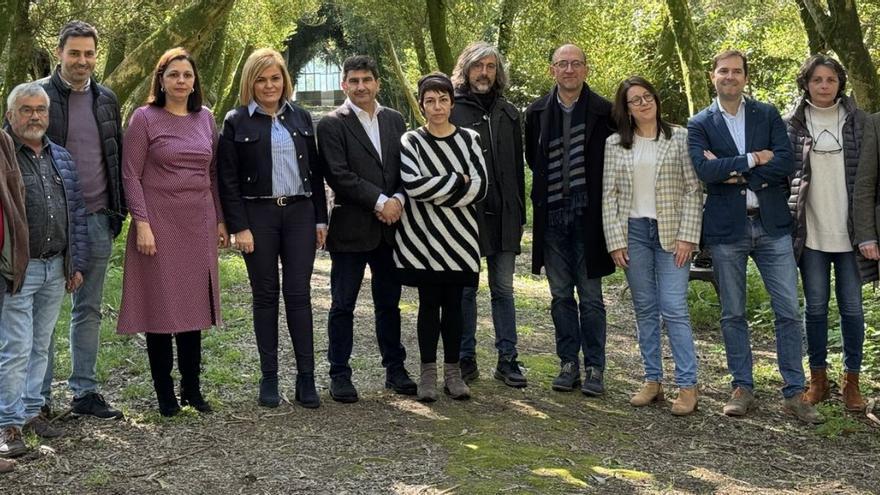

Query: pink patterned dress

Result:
[117,105,223,334]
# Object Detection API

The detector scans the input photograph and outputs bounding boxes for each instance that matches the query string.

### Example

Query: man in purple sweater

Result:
[37,20,125,420]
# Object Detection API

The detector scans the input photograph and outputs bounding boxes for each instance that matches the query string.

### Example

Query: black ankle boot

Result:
[154,380,180,417]
[180,386,212,413]
[259,376,280,408]
[295,373,320,409]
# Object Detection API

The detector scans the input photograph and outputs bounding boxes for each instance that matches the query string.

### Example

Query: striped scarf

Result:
[546,86,589,226]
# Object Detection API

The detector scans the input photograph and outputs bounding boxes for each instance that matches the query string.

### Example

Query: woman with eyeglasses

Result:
[787,54,871,412]
[602,76,702,415]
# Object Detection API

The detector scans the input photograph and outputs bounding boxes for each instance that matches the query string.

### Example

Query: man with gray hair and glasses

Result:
[0,83,88,459]
[450,41,527,387]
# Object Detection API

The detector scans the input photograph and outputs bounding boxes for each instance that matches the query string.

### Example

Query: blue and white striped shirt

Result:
[247,100,305,197]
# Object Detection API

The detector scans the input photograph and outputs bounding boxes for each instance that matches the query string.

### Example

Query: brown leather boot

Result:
[804,368,829,405]
[629,382,663,407]
[671,386,698,416]
[841,371,866,412]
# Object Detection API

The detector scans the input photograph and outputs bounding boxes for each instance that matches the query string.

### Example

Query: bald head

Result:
[552,44,586,63]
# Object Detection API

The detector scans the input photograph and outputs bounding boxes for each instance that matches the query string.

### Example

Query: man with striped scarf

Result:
[524,44,615,396]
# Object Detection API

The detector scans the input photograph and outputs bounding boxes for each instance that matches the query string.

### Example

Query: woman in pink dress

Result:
[117,47,228,417]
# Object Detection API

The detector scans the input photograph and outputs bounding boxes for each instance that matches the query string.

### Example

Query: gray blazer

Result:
[317,104,407,252]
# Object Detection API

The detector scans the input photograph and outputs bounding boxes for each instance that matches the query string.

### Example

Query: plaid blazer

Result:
[602,126,703,253]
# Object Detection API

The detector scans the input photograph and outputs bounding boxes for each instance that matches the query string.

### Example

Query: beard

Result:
[470,79,492,94]
[18,123,46,142]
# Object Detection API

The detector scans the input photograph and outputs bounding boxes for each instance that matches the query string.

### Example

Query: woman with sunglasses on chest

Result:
[787,55,871,413]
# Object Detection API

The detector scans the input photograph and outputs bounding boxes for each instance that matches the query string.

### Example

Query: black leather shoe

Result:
[259,376,281,408]
[551,362,581,392]
[460,356,479,384]
[494,356,528,388]
[71,392,124,420]
[295,373,320,409]
[329,376,359,403]
[385,367,417,396]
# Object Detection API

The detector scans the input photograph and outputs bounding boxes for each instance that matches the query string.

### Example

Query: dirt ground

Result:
[3,236,879,495]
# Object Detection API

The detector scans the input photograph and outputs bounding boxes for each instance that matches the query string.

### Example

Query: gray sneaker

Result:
[24,412,64,438]
[782,394,825,424]
[0,427,27,458]
[723,387,755,416]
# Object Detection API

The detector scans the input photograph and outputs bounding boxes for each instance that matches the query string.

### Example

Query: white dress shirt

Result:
[718,97,759,209]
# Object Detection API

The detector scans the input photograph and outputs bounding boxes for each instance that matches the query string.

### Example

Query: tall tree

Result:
[794,0,827,54]
[425,0,453,75]
[665,0,710,116]
[103,0,236,108]
[3,0,35,104]
[497,0,520,55]
[799,0,880,112]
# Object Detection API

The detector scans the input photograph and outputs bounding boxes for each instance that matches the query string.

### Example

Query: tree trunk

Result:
[801,0,880,112]
[3,0,34,107]
[411,25,431,74]
[384,33,425,126]
[425,0,453,75]
[103,0,236,109]
[0,0,16,71]
[665,0,711,116]
[196,13,232,106]
[497,0,520,55]
[216,43,253,124]
[794,0,827,54]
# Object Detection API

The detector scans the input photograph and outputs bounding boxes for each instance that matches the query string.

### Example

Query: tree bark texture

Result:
[665,0,710,116]
[801,0,880,112]
[3,0,34,106]
[384,33,425,126]
[794,0,828,54]
[103,0,236,109]
[426,0,454,75]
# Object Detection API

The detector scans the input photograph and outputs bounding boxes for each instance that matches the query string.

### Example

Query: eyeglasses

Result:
[17,106,48,118]
[812,128,842,155]
[627,94,655,106]
[552,60,586,70]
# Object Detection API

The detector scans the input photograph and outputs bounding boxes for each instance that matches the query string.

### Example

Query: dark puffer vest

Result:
[786,95,876,282]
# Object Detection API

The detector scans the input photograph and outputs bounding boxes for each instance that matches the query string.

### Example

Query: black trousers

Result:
[327,243,406,379]
[242,199,316,378]
[145,330,202,391]
[417,285,464,364]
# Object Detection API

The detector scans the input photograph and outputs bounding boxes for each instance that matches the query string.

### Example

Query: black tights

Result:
[417,285,464,364]
[146,331,202,393]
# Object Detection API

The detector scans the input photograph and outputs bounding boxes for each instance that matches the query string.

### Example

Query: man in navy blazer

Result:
[688,50,822,424]
[318,55,416,403]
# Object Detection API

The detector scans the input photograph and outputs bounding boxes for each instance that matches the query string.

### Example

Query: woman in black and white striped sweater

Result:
[394,73,487,402]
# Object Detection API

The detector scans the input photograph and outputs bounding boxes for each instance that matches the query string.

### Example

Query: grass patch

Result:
[814,403,866,438]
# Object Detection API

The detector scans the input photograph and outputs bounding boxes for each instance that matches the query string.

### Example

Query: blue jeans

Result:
[0,256,66,427]
[460,251,518,360]
[43,213,113,402]
[625,218,697,387]
[799,247,864,372]
[544,220,606,370]
[711,217,804,398]
[327,243,406,379]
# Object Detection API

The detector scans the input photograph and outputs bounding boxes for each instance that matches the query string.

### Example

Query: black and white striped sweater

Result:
[394,126,488,287]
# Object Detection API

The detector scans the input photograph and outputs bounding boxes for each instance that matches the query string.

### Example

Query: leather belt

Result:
[37,251,61,259]
[245,196,307,207]
[746,207,760,218]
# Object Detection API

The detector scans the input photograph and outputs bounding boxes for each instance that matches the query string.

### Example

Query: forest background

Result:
[2,1,880,493]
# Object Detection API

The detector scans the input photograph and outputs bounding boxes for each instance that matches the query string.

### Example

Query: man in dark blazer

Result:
[318,55,416,403]
[524,44,614,397]
[688,50,822,424]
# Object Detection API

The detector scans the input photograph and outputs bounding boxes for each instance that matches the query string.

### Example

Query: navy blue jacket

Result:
[48,142,89,276]
[687,98,795,245]
[217,102,328,234]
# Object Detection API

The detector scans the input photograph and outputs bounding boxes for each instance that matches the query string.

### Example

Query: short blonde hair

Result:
[238,48,294,106]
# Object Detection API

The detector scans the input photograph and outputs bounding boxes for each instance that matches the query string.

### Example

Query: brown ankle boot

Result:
[804,368,829,405]
[629,382,663,406]
[671,386,698,416]
[841,371,866,412]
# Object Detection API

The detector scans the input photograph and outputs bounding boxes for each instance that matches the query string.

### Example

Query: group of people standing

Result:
[0,18,877,473]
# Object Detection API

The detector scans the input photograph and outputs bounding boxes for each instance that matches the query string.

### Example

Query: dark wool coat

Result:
[450,91,525,256]
[524,84,615,277]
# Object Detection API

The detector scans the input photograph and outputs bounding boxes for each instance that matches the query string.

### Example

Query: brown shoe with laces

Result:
[24,412,64,438]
